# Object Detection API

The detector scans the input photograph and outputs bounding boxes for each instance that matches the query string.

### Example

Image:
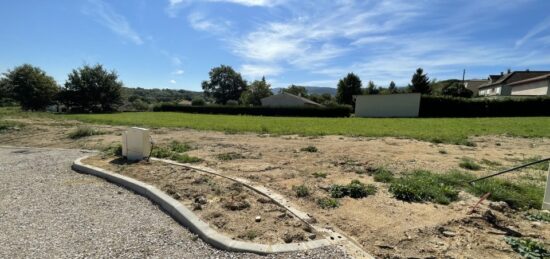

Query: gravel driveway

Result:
[0,147,347,258]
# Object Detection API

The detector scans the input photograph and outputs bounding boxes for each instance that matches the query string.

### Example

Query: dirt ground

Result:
[2,116,550,258]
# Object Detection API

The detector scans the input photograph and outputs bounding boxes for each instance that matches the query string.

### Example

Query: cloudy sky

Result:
[1,0,550,90]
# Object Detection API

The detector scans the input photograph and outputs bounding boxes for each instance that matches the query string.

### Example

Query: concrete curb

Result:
[72,156,336,255]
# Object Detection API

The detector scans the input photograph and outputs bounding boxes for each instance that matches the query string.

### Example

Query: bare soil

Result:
[2,116,550,257]
[83,155,319,245]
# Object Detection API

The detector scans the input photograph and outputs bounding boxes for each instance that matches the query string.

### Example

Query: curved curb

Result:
[72,156,336,255]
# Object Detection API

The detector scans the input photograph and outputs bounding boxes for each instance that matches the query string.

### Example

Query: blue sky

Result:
[1,0,550,91]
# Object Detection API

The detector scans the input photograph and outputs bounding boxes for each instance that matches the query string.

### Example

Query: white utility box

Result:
[544,162,550,210]
[122,127,151,161]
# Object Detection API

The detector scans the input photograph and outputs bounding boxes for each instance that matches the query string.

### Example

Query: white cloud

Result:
[170,79,177,84]
[209,0,284,7]
[173,69,185,75]
[240,64,282,79]
[83,0,143,45]
[187,12,230,33]
[516,16,550,47]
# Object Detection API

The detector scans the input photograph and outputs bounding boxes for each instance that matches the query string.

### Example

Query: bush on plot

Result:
[68,126,103,139]
[330,180,376,199]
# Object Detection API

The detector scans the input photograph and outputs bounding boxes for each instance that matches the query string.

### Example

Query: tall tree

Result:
[388,81,397,94]
[2,64,59,110]
[336,73,362,105]
[441,82,473,98]
[409,68,431,94]
[240,76,273,106]
[201,65,247,104]
[59,64,123,112]
[282,84,308,97]
[364,81,379,95]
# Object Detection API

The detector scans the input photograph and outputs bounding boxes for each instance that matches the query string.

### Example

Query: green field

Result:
[58,112,550,144]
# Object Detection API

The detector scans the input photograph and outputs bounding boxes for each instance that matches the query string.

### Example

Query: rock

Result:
[532,222,542,228]
[375,241,395,250]
[192,203,202,211]
[194,196,207,205]
[442,231,457,237]
[308,233,316,240]
[257,197,272,204]
[255,216,261,222]
[489,201,509,212]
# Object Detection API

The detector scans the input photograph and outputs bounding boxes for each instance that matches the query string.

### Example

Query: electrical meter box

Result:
[544,164,550,210]
[122,127,151,161]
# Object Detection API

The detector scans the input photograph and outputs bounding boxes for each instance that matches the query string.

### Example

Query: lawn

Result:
[57,112,550,144]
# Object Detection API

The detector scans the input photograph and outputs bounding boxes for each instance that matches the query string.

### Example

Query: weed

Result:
[317,197,339,209]
[151,147,172,158]
[480,159,502,167]
[459,157,481,170]
[504,237,549,258]
[312,172,328,178]
[102,144,122,156]
[300,145,318,152]
[388,171,460,205]
[372,168,394,183]
[68,126,103,139]
[293,185,310,197]
[525,211,550,222]
[521,156,549,171]
[244,230,258,240]
[330,180,376,199]
[467,178,543,210]
[169,140,192,153]
[217,152,245,161]
[151,146,201,163]
[438,149,448,154]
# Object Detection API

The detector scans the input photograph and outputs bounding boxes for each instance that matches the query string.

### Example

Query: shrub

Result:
[317,197,340,209]
[103,144,122,156]
[153,103,352,117]
[68,126,103,139]
[504,237,549,258]
[467,178,543,210]
[169,141,192,153]
[312,172,328,178]
[372,168,394,183]
[300,145,318,152]
[419,95,550,117]
[226,100,239,106]
[151,146,201,163]
[459,158,481,170]
[191,97,206,106]
[389,171,460,204]
[292,185,310,197]
[330,180,376,199]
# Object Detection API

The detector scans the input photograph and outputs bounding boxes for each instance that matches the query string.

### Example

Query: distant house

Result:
[178,99,192,106]
[463,79,489,95]
[261,92,323,107]
[478,71,550,96]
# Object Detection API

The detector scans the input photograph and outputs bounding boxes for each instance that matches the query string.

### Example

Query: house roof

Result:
[262,92,323,106]
[507,73,550,86]
[479,71,550,89]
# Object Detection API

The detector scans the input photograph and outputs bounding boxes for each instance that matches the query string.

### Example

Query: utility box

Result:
[122,127,151,161]
[544,163,550,210]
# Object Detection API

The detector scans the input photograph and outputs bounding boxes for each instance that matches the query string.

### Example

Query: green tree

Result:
[336,73,363,105]
[388,81,397,94]
[2,64,59,110]
[441,82,473,98]
[409,68,431,94]
[59,64,123,112]
[282,84,308,97]
[364,81,379,95]
[240,76,273,106]
[201,65,247,104]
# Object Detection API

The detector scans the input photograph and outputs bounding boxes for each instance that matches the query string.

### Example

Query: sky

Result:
[1,0,550,91]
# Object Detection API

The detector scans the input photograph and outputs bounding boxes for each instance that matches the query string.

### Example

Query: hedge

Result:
[153,103,352,117]
[419,96,550,117]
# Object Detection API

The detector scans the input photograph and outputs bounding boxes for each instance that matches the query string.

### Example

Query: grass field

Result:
[58,112,550,144]
[3,107,550,144]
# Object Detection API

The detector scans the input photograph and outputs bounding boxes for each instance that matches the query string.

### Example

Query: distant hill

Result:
[272,86,337,96]
[122,87,202,103]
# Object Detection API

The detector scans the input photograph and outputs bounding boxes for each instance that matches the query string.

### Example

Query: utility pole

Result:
[462,69,466,85]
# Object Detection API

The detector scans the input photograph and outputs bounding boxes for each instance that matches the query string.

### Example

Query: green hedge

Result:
[153,103,352,117]
[420,96,550,117]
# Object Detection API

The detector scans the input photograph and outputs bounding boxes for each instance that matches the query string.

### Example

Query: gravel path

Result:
[0,147,347,258]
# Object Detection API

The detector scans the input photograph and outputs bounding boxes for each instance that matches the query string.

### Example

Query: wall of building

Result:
[261,94,306,107]
[354,93,421,118]
[511,80,550,96]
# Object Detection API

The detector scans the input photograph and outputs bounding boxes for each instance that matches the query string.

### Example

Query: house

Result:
[478,71,550,96]
[261,92,324,107]
[463,79,489,95]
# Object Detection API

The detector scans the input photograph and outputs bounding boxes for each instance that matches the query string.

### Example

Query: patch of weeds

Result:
[330,180,377,199]
[223,128,238,135]
[467,178,543,210]
[388,171,460,205]
[102,144,123,156]
[223,196,250,211]
[317,197,339,209]
[68,126,103,139]
[260,125,269,134]
[292,185,310,197]
[244,230,258,240]
[151,146,201,163]
[312,172,327,178]
[459,157,481,170]
[372,168,394,183]
[430,138,444,144]
[504,237,550,258]
[151,147,172,158]
[217,152,245,161]
[455,139,476,147]
[521,156,549,171]
[525,210,550,222]
[169,140,192,153]
[300,145,318,153]
[438,149,448,154]
[480,159,502,167]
